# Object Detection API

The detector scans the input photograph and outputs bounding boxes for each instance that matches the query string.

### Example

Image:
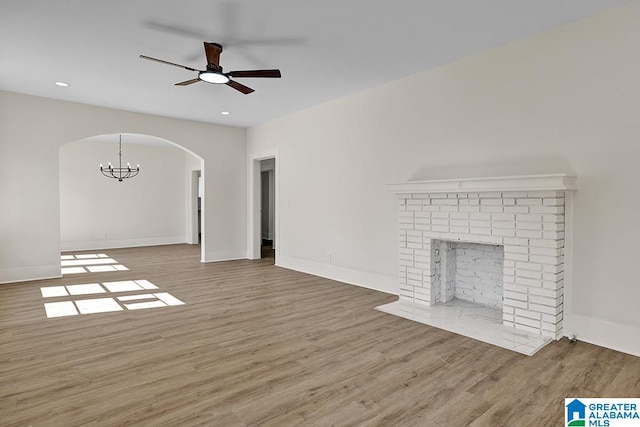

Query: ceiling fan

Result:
[140,42,281,94]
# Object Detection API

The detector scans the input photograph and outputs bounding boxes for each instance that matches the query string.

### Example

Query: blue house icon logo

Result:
[566,399,587,426]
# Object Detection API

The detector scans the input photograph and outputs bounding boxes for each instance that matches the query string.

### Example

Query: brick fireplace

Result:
[379,174,577,354]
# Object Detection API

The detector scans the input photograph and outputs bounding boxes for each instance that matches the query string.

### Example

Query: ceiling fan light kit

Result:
[140,41,281,95]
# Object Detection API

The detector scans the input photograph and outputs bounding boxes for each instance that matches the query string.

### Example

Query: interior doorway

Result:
[260,159,275,261]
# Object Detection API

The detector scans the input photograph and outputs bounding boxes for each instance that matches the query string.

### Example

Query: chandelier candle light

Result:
[99,135,140,182]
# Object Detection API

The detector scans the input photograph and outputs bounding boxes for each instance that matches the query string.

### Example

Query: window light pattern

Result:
[41,280,184,318]
[60,253,129,275]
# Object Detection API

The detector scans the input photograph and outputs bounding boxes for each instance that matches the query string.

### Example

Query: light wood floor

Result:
[1,245,638,426]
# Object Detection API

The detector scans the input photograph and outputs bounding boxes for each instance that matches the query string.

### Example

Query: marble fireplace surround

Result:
[377,174,577,355]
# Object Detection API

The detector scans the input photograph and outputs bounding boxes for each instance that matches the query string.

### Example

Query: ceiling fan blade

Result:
[227,69,282,78]
[139,55,198,72]
[204,42,222,68]
[226,79,255,94]
[175,78,201,86]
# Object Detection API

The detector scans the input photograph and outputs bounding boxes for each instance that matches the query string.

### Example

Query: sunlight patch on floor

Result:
[40,280,184,318]
[60,253,129,275]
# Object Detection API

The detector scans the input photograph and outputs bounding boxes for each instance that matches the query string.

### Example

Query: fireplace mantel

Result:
[388,173,577,194]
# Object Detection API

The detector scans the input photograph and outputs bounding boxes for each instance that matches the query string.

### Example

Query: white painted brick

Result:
[450,212,469,220]
[399,216,414,224]
[493,228,516,237]
[407,229,421,236]
[503,320,515,328]
[542,214,564,223]
[505,252,528,262]
[503,191,529,198]
[399,259,414,267]
[470,220,491,228]
[479,236,503,245]
[503,237,529,246]
[422,205,440,212]
[432,199,458,206]
[542,271,564,281]
[503,283,530,294]
[542,263,564,274]
[399,289,414,298]
[400,253,414,261]
[543,198,565,206]
[407,243,422,249]
[423,231,442,239]
[504,290,527,301]
[432,212,449,219]
[414,249,430,258]
[529,287,561,298]
[446,193,458,198]
[450,219,469,227]
[503,198,515,206]
[432,218,449,226]
[407,205,422,211]
[457,193,469,199]
[399,223,415,230]
[415,218,430,225]
[504,260,515,267]
[516,214,543,222]
[530,239,564,249]
[470,212,492,220]
[481,198,503,206]
[503,274,515,284]
[407,278,423,286]
[449,226,469,234]
[407,199,422,205]
[517,269,542,280]
[432,225,449,232]
[414,262,430,269]
[492,213,515,221]
[517,198,543,206]
[516,261,543,271]
[407,235,421,243]
[503,298,528,309]
[504,306,515,314]
[516,222,543,231]
[530,247,562,257]
[412,194,430,200]
[440,205,459,213]
[467,198,480,206]
[515,308,542,320]
[503,206,530,214]
[459,206,481,213]
[503,313,515,322]
[399,242,407,248]
[515,277,542,287]
[430,193,448,199]
[542,313,563,324]
[504,245,528,254]
[529,255,559,265]
[515,316,541,329]
[480,206,503,213]
[470,227,491,235]
[516,230,543,239]
[503,267,516,276]
[543,222,565,232]
[407,273,422,281]
[492,221,515,229]
[543,231,565,240]
[529,206,565,214]
[528,303,562,316]
[479,192,503,198]
[415,211,431,218]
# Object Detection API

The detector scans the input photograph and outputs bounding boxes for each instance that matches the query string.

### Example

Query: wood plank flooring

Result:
[1,244,638,426]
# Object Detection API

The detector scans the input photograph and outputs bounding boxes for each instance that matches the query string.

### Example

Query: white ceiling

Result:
[0,0,628,128]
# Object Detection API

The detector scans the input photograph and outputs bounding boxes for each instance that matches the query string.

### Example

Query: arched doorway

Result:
[59,133,205,260]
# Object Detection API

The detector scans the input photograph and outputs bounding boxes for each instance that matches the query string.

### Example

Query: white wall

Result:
[0,91,246,283]
[247,3,640,356]
[59,138,193,250]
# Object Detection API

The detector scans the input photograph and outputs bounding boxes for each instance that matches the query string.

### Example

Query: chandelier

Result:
[99,134,140,182]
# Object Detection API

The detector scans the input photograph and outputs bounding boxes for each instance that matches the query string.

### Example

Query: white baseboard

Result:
[202,249,247,263]
[276,255,398,295]
[564,313,640,357]
[0,264,61,284]
[61,236,186,252]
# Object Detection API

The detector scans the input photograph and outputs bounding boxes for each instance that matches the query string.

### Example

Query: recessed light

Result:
[55,81,69,87]
[221,111,230,115]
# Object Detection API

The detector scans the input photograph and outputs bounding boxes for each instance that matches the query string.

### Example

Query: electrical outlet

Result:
[327,252,332,262]
[101,231,107,239]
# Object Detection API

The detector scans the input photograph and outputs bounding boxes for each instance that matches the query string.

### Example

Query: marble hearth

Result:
[377,174,577,355]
